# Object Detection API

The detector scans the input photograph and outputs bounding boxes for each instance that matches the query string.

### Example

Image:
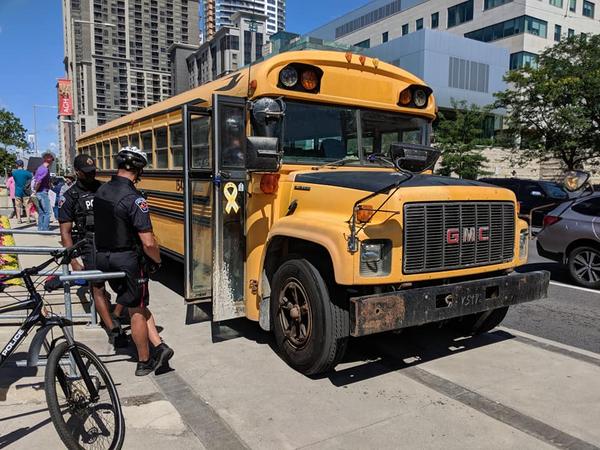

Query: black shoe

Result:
[135,358,158,376]
[154,343,174,369]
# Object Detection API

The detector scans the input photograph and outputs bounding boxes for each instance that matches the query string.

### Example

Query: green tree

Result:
[435,99,491,180]
[495,34,600,170]
[0,108,28,151]
[0,108,26,174]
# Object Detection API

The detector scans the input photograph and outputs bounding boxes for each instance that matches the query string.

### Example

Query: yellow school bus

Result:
[78,50,549,374]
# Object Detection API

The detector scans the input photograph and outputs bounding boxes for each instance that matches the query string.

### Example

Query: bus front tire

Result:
[270,258,349,376]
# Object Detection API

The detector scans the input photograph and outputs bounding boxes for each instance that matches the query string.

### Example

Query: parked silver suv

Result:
[536,193,600,288]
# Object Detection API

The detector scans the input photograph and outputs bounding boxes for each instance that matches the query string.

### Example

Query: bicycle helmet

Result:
[116,146,147,170]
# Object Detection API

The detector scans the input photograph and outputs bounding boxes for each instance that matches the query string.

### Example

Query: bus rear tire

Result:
[270,258,349,375]
[449,306,509,335]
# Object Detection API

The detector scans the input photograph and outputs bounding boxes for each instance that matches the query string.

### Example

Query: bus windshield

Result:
[281,101,431,165]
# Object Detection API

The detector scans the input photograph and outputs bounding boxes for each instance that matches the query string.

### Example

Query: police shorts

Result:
[96,250,149,308]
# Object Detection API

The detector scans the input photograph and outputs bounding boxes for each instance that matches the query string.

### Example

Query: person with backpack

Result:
[12,160,33,224]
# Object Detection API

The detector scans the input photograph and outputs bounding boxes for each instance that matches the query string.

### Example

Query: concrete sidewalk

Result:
[2,221,600,449]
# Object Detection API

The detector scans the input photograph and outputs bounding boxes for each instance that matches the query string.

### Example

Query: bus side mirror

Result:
[246,136,281,172]
[389,143,440,173]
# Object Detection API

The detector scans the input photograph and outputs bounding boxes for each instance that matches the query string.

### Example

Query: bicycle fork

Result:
[57,327,100,403]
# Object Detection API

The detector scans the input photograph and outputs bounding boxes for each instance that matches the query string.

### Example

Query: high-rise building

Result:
[308,0,599,71]
[202,0,285,40]
[62,0,200,140]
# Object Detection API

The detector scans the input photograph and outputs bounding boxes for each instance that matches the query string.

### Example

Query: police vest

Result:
[70,182,98,240]
[94,178,140,251]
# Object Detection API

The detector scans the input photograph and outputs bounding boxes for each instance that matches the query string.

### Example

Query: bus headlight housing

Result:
[519,229,528,258]
[279,67,298,87]
[398,85,432,109]
[360,240,392,276]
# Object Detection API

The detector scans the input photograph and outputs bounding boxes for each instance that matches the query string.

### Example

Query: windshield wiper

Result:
[367,153,396,169]
[317,157,359,169]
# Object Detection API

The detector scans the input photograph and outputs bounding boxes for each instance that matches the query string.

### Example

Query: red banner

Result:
[57,78,73,116]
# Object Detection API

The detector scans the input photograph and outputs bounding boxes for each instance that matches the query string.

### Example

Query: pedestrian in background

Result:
[6,171,16,219]
[12,160,33,224]
[60,174,75,197]
[51,176,65,220]
[33,152,54,231]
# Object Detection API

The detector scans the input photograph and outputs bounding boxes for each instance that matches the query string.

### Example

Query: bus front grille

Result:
[403,202,515,274]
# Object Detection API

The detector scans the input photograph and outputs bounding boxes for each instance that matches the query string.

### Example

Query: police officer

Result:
[94,147,173,376]
[58,154,125,346]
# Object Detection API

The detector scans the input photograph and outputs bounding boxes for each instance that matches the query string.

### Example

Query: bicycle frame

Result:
[0,267,99,402]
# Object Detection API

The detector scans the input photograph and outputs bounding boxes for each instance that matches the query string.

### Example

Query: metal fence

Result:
[0,228,126,327]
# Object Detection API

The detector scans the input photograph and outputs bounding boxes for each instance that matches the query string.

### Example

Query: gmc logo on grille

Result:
[446,226,490,244]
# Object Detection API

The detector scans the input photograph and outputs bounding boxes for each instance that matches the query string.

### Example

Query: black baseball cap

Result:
[74,154,97,173]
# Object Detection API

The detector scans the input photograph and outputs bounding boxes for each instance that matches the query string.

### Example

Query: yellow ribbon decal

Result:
[224,182,240,214]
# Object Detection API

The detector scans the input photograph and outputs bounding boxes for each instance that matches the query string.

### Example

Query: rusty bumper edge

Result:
[349,270,550,337]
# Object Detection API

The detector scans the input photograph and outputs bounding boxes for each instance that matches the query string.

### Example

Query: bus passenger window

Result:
[221,106,244,168]
[170,123,184,169]
[95,143,101,163]
[154,127,168,169]
[129,133,140,149]
[191,117,210,169]
[111,139,119,170]
[119,136,129,150]
[101,142,109,169]
[141,131,154,168]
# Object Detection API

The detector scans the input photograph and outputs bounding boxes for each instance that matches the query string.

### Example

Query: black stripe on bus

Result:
[98,170,185,179]
[149,206,184,220]
[159,246,183,262]
[145,190,184,201]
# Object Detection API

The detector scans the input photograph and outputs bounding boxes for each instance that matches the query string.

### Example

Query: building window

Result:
[465,16,548,42]
[569,0,577,11]
[382,31,388,43]
[484,0,513,9]
[448,56,490,92]
[568,28,575,36]
[509,51,538,70]
[583,0,595,17]
[447,0,474,28]
[354,38,371,48]
[431,12,439,28]
[402,23,409,35]
[554,24,562,41]
[549,0,563,7]
[416,18,423,30]
[335,0,402,38]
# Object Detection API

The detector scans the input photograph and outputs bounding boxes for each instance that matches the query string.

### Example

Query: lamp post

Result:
[32,104,58,155]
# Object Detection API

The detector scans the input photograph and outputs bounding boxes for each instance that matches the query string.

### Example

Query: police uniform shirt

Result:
[94,176,152,253]
[57,179,102,226]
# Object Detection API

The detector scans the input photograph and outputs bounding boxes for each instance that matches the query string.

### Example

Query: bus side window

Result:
[141,131,154,169]
[170,123,184,169]
[129,133,140,149]
[191,116,210,169]
[155,127,168,169]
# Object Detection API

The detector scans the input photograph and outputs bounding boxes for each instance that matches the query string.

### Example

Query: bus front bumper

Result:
[349,270,550,337]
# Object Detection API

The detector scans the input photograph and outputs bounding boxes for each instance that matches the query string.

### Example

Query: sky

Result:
[0,0,369,156]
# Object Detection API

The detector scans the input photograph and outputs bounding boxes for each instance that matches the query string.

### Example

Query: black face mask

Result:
[80,172,96,187]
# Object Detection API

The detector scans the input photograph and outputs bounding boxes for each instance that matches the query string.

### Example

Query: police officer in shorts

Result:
[94,146,173,376]
[58,154,126,347]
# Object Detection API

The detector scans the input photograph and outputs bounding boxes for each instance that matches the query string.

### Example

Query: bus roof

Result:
[78,49,436,142]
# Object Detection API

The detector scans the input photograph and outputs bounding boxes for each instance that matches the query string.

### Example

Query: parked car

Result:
[536,193,600,288]
[479,178,570,227]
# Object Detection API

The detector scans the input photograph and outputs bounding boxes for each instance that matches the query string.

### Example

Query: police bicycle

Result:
[0,240,125,450]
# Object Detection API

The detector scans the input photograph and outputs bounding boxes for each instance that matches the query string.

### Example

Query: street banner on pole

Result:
[57,79,73,116]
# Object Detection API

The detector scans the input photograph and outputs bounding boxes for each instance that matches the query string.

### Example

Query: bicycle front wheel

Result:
[45,341,125,450]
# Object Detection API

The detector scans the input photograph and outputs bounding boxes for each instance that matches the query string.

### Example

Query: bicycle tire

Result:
[45,341,125,450]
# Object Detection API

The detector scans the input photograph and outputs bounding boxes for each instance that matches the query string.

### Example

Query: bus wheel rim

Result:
[278,278,312,349]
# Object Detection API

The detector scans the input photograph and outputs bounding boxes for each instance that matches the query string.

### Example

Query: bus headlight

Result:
[279,67,298,87]
[413,89,428,107]
[360,240,392,276]
[519,230,528,258]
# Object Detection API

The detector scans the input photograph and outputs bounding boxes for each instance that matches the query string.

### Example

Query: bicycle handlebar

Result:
[0,239,90,283]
